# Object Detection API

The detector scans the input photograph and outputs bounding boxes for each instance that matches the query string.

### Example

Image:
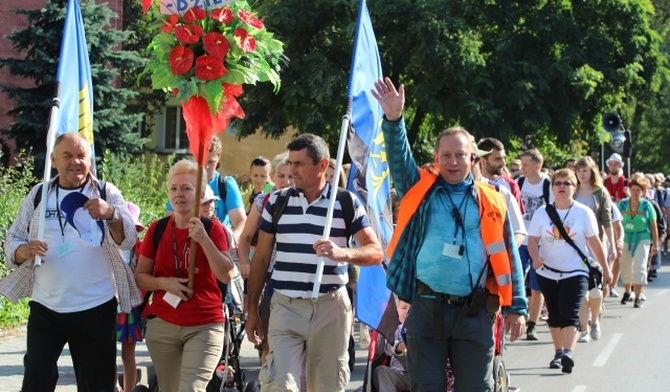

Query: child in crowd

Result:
[247,156,273,214]
[200,184,220,220]
[115,202,145,392]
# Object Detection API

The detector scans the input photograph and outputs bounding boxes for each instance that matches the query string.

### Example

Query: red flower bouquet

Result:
[141,0,285,164]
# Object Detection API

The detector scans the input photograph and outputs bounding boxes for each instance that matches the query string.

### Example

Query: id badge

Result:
[56,242,76,258]
[443,243,463,260]
[625,223,635,230]
[163,292,182,308]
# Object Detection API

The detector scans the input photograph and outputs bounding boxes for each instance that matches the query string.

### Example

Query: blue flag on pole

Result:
[56,0,95,171]
[346,0,397,341]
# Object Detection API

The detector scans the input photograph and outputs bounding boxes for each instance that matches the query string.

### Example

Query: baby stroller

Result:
[206,272,261,392]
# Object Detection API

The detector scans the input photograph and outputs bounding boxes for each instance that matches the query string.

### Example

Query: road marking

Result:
[593,332,623,367]
[571,386,587,392]
[655,289,668,297]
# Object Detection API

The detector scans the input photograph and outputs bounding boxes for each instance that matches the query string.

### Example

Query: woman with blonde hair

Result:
[136,159,235,392]
[573,156,615,342]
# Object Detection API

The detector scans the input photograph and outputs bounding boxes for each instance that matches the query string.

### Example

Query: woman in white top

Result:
[528,169,612,374]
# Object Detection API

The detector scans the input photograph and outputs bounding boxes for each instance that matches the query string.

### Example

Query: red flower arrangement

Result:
[141,1,285,164]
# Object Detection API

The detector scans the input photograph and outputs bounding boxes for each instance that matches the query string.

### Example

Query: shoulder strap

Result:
[152,216,213,250]
[543,178,550,205]
[517,176,525,190]
[545,204,588,260]
[272,188,292,234]
[217,175,227,203]
[152,216,171,250]
[336,187,355,242]
[33,183,45,209]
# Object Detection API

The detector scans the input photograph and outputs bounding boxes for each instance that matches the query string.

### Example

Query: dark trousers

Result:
[536,274,587,329]
[22,297,118,392]
[405,295,494,392]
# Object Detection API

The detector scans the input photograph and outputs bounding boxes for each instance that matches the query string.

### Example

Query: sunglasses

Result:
[553,181,574,187]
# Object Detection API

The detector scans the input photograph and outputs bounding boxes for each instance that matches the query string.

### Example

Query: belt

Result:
[416,281,469,305]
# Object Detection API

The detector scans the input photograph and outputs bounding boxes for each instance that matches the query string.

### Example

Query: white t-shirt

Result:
[481,179,526,236]
[528,202,598,280]
[518,174,555,245]
[33,184,115,312]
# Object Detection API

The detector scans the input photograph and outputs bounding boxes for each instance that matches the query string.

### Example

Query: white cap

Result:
[606,153,624,167]
[201,184,220,204]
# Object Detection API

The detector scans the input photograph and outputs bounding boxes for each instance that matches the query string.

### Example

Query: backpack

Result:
[270,187,356,243]
[33,180,107,208]
[517,176,550,205]
[217,174,228,204]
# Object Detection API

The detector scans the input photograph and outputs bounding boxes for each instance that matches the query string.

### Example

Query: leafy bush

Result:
[101,150,172,239]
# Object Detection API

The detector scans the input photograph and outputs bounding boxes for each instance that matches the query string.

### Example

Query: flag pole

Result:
[312,114,351,299]
[34,98,61,267]
[188,141,206,298]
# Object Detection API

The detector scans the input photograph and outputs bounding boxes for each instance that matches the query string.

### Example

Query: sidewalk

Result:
[0,324,368,391]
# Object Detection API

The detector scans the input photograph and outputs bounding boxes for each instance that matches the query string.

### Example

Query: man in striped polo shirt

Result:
[245,133,383,392]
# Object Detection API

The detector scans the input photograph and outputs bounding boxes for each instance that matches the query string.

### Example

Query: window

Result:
[157,105,188,153]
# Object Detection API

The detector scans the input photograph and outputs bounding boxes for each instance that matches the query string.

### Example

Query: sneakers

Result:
[621,291,631,305]
[358,324,370,349]
[549,356,562,369]
[578,331,590,343]
[639,293,646,301]
[540,305,549,321]
[591,323,601,340]
[634,298,643,308]
[561,353,575,374]
[609,287,620,298]
[526,325,539,341]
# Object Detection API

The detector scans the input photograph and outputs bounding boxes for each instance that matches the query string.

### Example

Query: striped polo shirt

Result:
[259,182,370,298]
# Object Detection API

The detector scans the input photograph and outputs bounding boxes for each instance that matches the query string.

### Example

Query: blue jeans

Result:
[405,295,494,392]
[23,297,118,392]
[518,245,540,290]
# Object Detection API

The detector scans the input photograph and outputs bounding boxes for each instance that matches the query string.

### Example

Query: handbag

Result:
[545,204,603,290]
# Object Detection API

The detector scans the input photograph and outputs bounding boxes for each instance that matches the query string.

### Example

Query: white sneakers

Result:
[591,323,601,340]
[578,331,590,343]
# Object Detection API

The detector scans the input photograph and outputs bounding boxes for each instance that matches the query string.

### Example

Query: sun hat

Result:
[606,153,624,167]
[127,202,144,232]
[60,192,104,247]
[201,184,220,204]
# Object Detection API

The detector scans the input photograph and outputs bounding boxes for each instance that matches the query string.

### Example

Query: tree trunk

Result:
[407,108,426,150]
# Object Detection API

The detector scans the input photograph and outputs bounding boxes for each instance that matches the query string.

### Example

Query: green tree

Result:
[238,0,665,161]
[0,0,146,175]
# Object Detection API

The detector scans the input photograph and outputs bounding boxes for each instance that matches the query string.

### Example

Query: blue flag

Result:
[346,0,397,342]
[56,0,95,171]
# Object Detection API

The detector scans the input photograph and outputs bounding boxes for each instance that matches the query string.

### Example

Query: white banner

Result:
[160,0,237,15]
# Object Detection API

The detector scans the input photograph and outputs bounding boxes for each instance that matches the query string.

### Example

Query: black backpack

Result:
[217,175,227,204]
[151,216,213,250]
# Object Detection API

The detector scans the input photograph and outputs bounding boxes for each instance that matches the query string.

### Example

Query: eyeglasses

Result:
[553,181,573,187]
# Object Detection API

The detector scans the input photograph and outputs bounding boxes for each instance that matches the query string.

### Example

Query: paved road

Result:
[0,322,369,392]
[3,259,670,391]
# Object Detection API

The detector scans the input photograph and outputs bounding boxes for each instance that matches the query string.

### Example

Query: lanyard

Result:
[552,202,574,228]
[55,180,89,238]
[445,186,470,250]
[171,217,189,277]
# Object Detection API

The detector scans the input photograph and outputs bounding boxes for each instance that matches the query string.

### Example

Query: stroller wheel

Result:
[493,356,508,392]
[244,379,262,392]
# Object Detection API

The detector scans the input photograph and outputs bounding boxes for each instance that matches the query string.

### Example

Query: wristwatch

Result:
[106,208,120,223]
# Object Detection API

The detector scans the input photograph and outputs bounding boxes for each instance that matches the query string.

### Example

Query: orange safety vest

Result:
[387,170,514,306]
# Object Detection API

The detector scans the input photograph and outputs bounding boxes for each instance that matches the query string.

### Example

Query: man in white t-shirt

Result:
[517,148,554,341]
[1,132,140,391]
